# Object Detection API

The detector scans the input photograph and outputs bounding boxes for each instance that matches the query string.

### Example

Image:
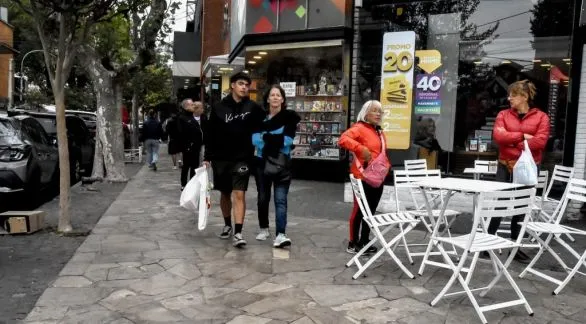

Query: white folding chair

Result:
[519,178,586,295]
[345,175,420,279]
[425,188,536,324]
[393,169,461,264]
[404,159,428,171]
[536,165,574,222]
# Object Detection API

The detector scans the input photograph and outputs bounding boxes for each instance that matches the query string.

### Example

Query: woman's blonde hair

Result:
[508,80,537,101]
[356,100,382,122]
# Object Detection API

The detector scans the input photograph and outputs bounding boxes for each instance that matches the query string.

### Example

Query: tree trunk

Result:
[90,115,105,180]
[54,90,72,232]
[88,60,128,182]
[131,91,139,149]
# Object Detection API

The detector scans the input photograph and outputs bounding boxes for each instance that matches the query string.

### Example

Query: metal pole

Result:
[8,58,13,109]
[20,49,46,102]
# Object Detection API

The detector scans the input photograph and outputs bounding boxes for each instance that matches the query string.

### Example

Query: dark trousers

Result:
[181,149,200,187]
[487,163,523,240]
[253,158,291,234]
[349,181,384,244]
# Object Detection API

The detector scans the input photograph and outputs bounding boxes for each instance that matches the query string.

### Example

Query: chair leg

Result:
[490,250,534,316]
[431,245,469,306]
[519,233,555,278]
[554,249,586,295]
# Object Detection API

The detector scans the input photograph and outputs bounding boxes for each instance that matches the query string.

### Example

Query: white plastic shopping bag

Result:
[179,165,212,230]
[513,140,538,185]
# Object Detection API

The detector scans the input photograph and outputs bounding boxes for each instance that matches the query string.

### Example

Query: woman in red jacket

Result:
[487,79,550,263]
[339,100,390,254]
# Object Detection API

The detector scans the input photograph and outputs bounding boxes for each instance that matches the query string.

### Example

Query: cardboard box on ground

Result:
[0,211,45,234]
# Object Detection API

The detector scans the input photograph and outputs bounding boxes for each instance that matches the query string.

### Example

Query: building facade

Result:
[0,8,17,108]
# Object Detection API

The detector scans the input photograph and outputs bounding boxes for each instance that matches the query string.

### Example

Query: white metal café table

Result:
[414,177,525,275]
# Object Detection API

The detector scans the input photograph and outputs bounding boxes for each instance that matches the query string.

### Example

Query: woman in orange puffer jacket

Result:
[487,79,550,263]
[339,100,390,255]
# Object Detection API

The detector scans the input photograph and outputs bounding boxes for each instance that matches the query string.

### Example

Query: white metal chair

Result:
[427,188,536,324]
[535,165,574,222]
[464,160,498,180]
[404,159,428,171]
[519,178,586,295]
[346,175,420,279]
[393,169,461,264]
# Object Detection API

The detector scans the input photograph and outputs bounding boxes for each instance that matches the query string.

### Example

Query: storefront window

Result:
[357,0,575,173]
[244,41,350,161]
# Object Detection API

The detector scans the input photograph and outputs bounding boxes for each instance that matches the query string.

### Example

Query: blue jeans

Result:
[145,139,160,165]
[254,158,291,234]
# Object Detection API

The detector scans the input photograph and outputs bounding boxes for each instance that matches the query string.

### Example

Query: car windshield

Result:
[0,120,23,146]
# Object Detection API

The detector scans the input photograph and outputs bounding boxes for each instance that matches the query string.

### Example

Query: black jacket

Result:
[178,113,206,153]
[142,118,163,141]
[253,109,301,158]
[204,95,264,162]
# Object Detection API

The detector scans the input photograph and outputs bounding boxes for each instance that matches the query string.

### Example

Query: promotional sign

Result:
[280,82,296,97]
[379,31,416,149]
[414,50,442,115]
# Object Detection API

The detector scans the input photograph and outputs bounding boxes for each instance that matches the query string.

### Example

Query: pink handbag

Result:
[353,133,390,187]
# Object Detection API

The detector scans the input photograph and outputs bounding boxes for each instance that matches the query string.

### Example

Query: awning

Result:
[0,42,19,55]
[202,54,244,77]
[172,61,201,78]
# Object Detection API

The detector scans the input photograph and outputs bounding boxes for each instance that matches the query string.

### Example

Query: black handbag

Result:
[264,153,292,181]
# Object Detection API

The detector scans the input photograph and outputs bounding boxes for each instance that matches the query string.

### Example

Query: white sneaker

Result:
[233,233,247,247]
[173,166,178,170]
[256,228,270,241]
[177,160,183,167]
[273,233,291,248]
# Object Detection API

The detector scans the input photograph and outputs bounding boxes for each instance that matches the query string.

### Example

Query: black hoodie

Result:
[204,95,264,162]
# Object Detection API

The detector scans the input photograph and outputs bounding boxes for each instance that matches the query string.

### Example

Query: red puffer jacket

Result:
[492,108,550,164]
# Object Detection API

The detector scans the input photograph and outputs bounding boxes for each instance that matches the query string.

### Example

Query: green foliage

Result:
[141,61,173,107]
[530,0,574,38]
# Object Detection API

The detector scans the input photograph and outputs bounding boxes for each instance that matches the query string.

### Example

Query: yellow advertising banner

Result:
[380,31,416,150]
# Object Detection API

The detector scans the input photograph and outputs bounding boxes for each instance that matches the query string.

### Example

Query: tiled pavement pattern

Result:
[24,156,586,323]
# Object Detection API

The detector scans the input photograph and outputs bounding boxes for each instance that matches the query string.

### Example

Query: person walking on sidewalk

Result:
[203,72,264,248]
[486,79,550,264]
[164,111,181,170]
[252,85,300,248]
[141,109,164,171]
[338,100,389,254]
[178,99,206,191]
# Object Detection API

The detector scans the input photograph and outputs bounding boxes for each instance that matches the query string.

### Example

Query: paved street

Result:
[23,153,586,323]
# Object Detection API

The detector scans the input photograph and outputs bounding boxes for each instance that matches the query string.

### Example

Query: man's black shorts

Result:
[211,160,250,193]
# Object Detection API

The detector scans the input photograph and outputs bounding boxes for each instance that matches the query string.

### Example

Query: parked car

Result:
[0,115,59,196]
[7,111,95,183]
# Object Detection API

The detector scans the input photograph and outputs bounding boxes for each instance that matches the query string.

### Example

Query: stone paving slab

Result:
[24,157,586,323]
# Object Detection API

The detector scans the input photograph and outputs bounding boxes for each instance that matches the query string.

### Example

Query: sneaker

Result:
[346,241,358,254]
[178,160,183,167]
[273,233,291,248]
[218,226,232,239]
[181,187,184,192]
[233,233,247,247]
[173,166,178,170]
[512,249,531,264]
[361,243,378,254]
[256,228,270,241]
[152,163,157,171]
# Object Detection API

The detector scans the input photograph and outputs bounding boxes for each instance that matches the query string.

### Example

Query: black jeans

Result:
[349,181,384,244]
[181,149,200,187]
[487,163,523,240]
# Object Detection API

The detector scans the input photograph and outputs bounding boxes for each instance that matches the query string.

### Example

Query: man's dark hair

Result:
[230,71,251,84]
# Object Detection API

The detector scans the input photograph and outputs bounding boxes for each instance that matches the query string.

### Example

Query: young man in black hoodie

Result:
[203,72,264,247]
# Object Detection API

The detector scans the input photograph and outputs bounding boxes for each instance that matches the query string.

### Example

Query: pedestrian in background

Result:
[141,109,163,171]
[203,72,265,248]
[178,99,206,191]
[252,84,300,248]
[164,111,181,170]
[338,100,389,254]
[486,79,550,263]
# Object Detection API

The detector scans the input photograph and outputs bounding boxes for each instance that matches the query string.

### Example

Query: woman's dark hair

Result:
[148,109,156,118]
[263,84,287,110]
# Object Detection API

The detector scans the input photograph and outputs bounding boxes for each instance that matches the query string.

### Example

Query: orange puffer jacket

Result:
[492,108,550,164]
[339,121,390,180]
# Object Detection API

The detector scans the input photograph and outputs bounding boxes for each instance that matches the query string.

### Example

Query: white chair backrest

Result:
[349,175,374,226]
[550,178,586,224]
[536,170,549,190]
[474,160,497,172]
[543,165,574,199]
[405,159,428,171]
[393,169,441,211]
[473,188,536,246]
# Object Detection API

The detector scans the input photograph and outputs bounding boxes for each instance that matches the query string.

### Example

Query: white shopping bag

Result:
[513,140,538,186]
[179,165,212,230]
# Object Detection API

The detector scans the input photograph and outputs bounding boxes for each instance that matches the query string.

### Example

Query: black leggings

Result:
[181,150,199,187]
[349,181,384,244]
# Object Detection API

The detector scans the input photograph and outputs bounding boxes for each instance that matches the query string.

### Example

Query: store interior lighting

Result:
[541,63,552,67]
[563,58,571,62]
[248,61,256,64]
[258,51,267,55]
[253,55,262,59]
[473,60,482,65]
[501,60,511,64]
[532,59,542,63]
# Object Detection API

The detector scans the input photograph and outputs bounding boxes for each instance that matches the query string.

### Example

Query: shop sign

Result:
[280,82,297,97]
[414,50,442,115]
[379,31,416,149]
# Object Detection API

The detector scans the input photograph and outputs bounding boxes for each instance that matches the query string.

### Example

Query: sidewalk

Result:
[24,154,586,323]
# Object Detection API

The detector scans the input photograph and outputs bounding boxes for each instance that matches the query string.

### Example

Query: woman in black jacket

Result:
[252,85,300,248]
[178,100,206,191]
